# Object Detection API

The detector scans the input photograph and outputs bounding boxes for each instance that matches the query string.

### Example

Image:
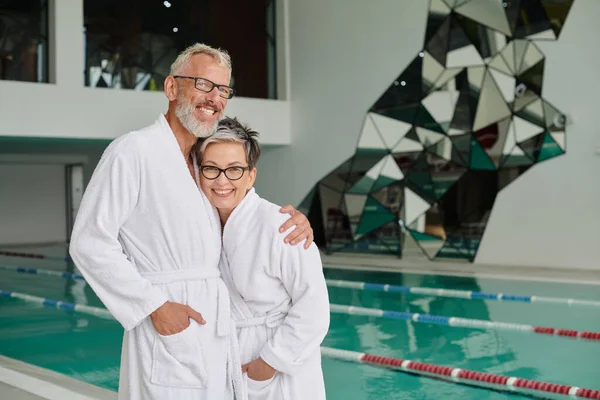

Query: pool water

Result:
[1,246,599,399]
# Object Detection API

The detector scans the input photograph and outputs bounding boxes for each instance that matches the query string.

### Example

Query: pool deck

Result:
[321,250,600,286]
[0,356,117,400]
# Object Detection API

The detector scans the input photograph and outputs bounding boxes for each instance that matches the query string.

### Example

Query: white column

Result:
[276,0,290,101]
[48,0,84,87]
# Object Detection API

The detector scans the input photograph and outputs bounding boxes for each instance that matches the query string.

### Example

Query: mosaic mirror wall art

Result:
[300,0,574,261]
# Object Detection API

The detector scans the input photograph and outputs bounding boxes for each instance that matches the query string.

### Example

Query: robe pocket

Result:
[246,373,277,393]
[150,322,208,388]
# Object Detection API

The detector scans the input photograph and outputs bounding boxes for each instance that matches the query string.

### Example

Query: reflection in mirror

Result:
[521,42,544,73]
[410,229,446,259]
[358,116,388,149]
[449,71,477,132]
[433,68,463,91]
[346,149,391,186]
[347,157,386,194]
[345,194,368,235]
[543,101,566,131]
[430,0,451,16]
[404,187,431,228]
[467,66,486,92]
[393,137,425,154]
[355,220,402,255]
[514,40,529,73]
[320,158,355,192]
[489,69,516,103]
[428,136,453,161]
[369,113,413,149]
[422,51,445,89]
[454,0,511,36]
[514,115,544,143]
[422,91,459,133]
[477,118,511,167]
[488,52,513,76]
[473,71,512,131]
[354,197,397,238]
[500,41,516,73]
[378,156,405,182]
[511,1,555,39]
[373,181,404,214]
[416,127,445,147]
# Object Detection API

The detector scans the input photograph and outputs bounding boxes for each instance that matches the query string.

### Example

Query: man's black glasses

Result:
[173,76,235,99]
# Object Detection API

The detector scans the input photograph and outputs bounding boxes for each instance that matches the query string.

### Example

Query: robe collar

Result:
[221,188,259,247]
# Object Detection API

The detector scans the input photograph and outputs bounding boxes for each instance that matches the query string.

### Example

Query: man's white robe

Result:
[219,189,330,400]
[70,115,235,400]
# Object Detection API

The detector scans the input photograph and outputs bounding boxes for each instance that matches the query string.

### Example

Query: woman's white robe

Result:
[219,188,330,400]
[70,115,236,400]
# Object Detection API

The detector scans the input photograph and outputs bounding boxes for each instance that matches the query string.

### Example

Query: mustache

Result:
[195,101,222,113]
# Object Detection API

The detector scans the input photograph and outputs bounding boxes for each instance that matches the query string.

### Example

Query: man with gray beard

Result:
[69,43,313,400]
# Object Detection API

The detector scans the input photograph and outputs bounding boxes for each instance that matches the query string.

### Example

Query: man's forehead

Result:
[184,54,228,74]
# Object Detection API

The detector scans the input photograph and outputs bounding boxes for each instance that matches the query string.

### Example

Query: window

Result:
[84,0,277,99]
[0,0,49,83]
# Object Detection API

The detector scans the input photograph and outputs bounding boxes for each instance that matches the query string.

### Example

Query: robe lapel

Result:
[157,115,221,246]
[222,189,259,263]
[220,251,254,321]
[157,115,203,199]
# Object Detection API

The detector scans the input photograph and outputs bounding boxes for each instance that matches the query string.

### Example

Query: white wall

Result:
[476,0,600,270]
[256,0,428,200]
[0,164,66,245]
[0,0,291,145]
[256,0,600,271]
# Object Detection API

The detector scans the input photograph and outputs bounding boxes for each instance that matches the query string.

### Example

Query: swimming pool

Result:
[1,245,599,399]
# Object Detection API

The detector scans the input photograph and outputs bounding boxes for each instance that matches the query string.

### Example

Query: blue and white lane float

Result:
[0,250,72,262]
[329,304,600,341]
[2,288,599,400]
[4,265,600,309]
[0,290,112,319]
[4,265,600,340]
[326,279,600,307]
[0,264,84,280]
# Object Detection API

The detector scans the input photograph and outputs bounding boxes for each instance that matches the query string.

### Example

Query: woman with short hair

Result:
[196,117,329,400]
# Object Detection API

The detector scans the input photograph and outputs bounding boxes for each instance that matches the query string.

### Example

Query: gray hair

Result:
[197,117,261,169]
[170,43,232,76]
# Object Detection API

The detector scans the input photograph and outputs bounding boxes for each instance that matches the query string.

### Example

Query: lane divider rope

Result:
[2,288,598,399]
[0,251,71,262]
[6,265,599,310]
[329,304,600,342]
[0,265,84,280]
[0,289,112,319]
[321,347,600,400]
[326,279,600,307]
[3,267,598,342]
